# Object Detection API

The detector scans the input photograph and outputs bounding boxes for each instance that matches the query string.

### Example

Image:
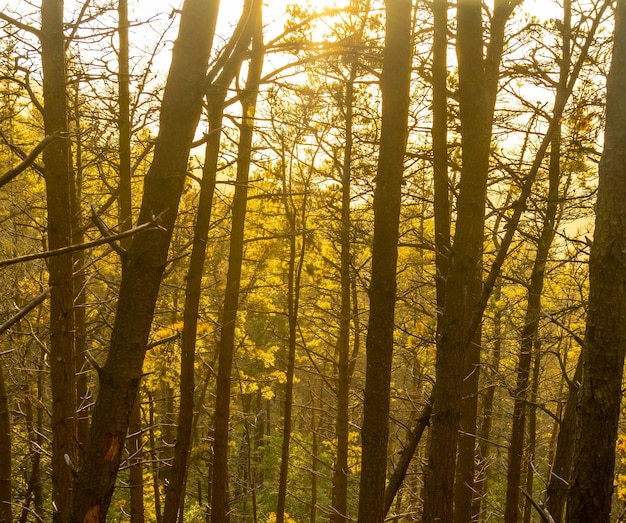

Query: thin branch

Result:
[89,203,127,258]
[0,214,165,269]
[0,288,50,337]
[0,12,40,36]
[0,134,64,189]
[147,332,180,350]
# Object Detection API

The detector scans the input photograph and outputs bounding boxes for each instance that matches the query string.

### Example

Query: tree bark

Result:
[0,360,11,523]
[566,2,626,520]
[275,118,309,523]
[421,3,519,520]
[40,1,78,520]
[69,2,217,520]
[356,1,412,522]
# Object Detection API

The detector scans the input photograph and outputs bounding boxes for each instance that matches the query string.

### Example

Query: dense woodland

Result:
[0,0,625,522]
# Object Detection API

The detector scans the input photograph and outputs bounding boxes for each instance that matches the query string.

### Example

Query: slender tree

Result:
[356,1,412,522]
[40,1,78,520]
[504,4,569,517]
[0,360,11,523]
[566,1,626,520]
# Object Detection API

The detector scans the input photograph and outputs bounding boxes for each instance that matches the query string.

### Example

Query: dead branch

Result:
[0,214,165,269]
[0,134,64,189]
[0,288,51,337]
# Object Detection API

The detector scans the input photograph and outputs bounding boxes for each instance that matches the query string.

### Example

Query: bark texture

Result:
[41,1,78,520]
[566,1,626,520]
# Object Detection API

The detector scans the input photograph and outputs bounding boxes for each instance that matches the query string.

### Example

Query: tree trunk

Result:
[275,129,309,523]
[432,0,450,316]
[329,53,358,523]
[41,1,77,520]
[356,1,412,522]
[422,3,517,520]
[545,358,581,523]
[0,361,11,523]
[70,1,217,520]
[205,4,263,523]
[473,283,503,522]
[566,2,626,520]
[504,2,568,520]
[522,344,540,523]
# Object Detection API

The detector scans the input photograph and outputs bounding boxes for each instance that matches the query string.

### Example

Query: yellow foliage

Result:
[265,512,298,523]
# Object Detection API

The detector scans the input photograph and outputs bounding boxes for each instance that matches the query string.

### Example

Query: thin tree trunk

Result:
[115,3,146,519]
[330,55,358,523]
[522,344,541,523]
[356,1,412,522]
[207,4,263,522]
[148,391,163,523]
[432,0,450,315]
[70,1,217,519]
[40,1,77,520]
[473,283,503,522]
[0,360,11,523]
[504,2,568,519]
[275,144,309,523]
[545,358,581,523]
[566,4,626,519]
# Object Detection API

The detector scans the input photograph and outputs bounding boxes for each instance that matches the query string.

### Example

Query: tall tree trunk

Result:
[275,138,309,523]
[71,78,90,452]
[115,3,146,519]
[504,45,565,522]
[421,3,518,520]
[0,361,11,523]
[432,0,450,325]
[204,4,263,522]
[566,2,626,520]
[40,1,77,520]
[356,1,412,522]
[70,1,217,520]
[422,2,489,520]
[329,55,358,523]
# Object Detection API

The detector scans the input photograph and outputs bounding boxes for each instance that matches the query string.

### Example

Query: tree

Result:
[356,1,412,522]
[40,1,78,520]
[69,1,218,520]
[0,360,10,522]
[566,1,626,520]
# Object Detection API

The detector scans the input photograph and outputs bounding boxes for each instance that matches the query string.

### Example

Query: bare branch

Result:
[0,12,40,37]
[89,203,127,258]
[521,489,556,523]
[0,134,64,189]
[0,214,166,269]
[0,288,50,337]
